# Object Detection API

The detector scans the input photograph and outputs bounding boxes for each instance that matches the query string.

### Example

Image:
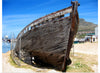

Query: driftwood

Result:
[14,1,80,71]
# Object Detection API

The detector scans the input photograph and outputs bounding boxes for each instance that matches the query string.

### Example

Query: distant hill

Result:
[78,18,97,32]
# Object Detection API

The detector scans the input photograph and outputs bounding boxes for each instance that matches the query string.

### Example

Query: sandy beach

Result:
[2,51,34,73]
[73,42,98,55]
[72,42,98,72]
[2,42,98,72]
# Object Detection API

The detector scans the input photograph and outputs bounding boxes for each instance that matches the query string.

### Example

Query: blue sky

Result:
[2,0,98,38]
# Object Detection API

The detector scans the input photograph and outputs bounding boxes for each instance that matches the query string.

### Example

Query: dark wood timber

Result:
[62,1,79,71]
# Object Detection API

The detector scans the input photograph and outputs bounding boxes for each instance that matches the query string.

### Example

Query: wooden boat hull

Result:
[14,1,80,71]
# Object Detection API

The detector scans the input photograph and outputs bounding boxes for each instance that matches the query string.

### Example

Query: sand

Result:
[73,42,98,55]
[2,51,34,73]
[72,42,98,72]
[2,42,98,72]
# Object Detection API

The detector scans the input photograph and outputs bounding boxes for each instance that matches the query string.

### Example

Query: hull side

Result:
[15,17,71,69]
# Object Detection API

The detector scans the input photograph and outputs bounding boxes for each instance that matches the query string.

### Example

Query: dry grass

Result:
[67,52,98,72]
[9,55,37,71]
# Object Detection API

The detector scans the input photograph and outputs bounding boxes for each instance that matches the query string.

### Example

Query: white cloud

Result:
[2,14,46,25]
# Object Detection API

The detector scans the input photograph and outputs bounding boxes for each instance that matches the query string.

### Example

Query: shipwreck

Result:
[14,0,80,71]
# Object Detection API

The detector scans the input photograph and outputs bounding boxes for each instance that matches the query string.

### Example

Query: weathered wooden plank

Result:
[17,7,72,39]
